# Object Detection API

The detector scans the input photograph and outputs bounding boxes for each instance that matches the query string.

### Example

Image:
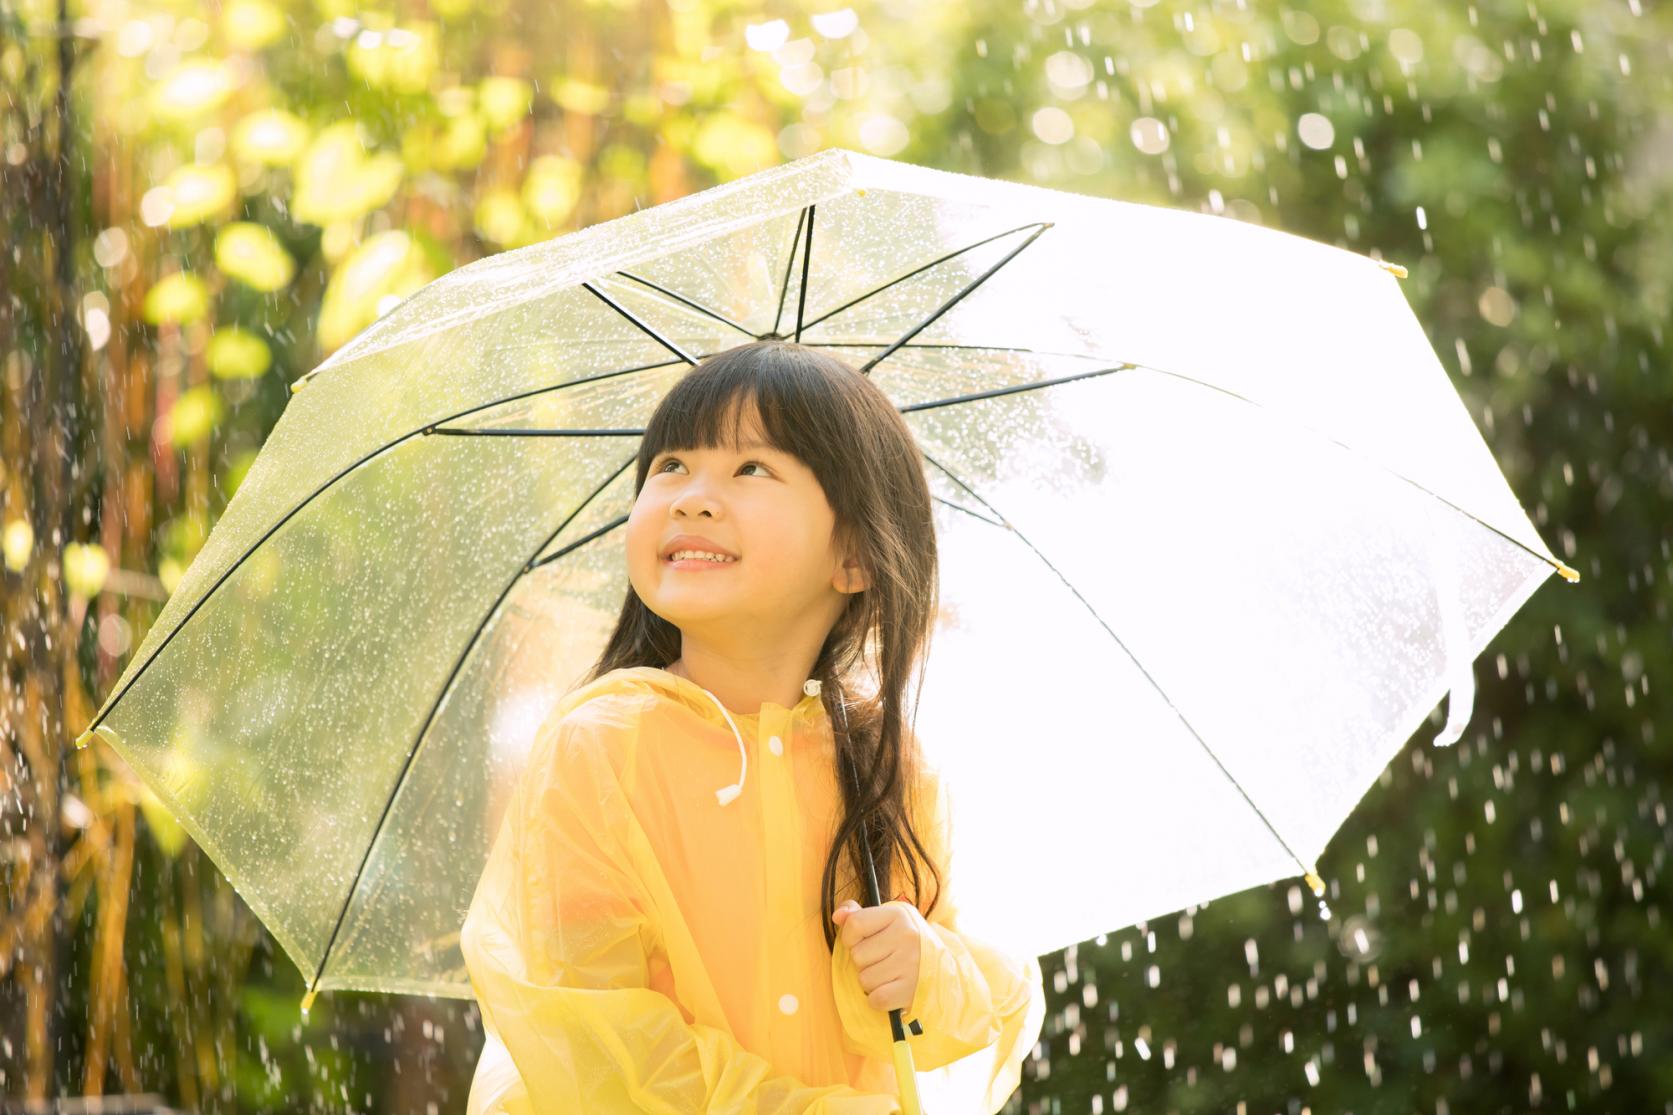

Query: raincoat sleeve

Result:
[460,706,903,1115]
[830,761,1046,1103]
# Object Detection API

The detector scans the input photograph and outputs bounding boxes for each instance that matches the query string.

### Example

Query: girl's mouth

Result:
[665,554,739,570]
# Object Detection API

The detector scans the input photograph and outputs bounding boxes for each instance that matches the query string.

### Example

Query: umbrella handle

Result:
[890,1013,924,1115]
[831,689,927,1115]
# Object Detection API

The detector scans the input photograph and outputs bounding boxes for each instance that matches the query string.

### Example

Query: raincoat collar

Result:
[585,666,827,808]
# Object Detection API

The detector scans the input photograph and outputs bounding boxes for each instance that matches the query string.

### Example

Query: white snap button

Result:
[778,993,799,1015]
[768,735,783,755]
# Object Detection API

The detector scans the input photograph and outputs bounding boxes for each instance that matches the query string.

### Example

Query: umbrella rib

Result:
[914,447,1317,880]
[610,272,759,340]
[433,363,1136,438]
[72,354,684,746]
[800,222,1052,338]
[885,357,1571,583]
[1128,366,1574,580]
[794,204,815,342]
[773,207,810,338]
[306,451,644,1002]
[528,511,629,571]
[897,362,1137,414]
[816,342,1108,359]
[931,494,1007,530]
[581,281,701,365]
[858,224,1054,375]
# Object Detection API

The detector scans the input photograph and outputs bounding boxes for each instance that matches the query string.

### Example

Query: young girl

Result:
[460,340,1045,1113]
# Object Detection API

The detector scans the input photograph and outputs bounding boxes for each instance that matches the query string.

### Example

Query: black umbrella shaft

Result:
[831,693,914,1048]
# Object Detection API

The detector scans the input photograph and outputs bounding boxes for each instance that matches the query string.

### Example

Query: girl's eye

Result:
[655,458,769,476]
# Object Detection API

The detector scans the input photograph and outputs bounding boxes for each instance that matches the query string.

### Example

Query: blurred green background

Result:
[3,0,1668,1110]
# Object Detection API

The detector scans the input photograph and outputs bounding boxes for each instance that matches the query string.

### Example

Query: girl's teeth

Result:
[671,551,735,562]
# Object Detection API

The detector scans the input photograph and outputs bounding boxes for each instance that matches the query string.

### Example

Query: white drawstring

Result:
[702,677,823,807]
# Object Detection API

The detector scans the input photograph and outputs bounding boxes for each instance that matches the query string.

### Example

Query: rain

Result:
[2,0,1666,1111]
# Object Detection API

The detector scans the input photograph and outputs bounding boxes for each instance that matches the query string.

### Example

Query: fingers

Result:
[865,976,912,1013]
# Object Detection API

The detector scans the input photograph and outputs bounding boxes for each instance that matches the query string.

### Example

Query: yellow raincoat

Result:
[460,665,1045,1113]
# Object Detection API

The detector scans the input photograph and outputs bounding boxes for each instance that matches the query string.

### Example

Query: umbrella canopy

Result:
[75,147,1576,1011]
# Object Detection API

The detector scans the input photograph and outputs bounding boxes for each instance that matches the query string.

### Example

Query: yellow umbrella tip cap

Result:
[300,987,318,1015]
[289,378,306,394]
[1304,869,1326,896]
[1377,259,1408,279]
[1557,562,1580,583]
[74,727,94,749]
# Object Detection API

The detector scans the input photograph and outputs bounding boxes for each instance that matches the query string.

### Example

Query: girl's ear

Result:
[835,553,870,594]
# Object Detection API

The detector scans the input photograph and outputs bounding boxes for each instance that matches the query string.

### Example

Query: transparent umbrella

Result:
[74,147,1577,1112]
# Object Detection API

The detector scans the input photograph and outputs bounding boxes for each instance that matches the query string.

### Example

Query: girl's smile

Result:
[665,555,739,570]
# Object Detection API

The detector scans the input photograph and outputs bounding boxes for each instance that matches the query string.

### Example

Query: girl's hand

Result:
[832,898,928,1014]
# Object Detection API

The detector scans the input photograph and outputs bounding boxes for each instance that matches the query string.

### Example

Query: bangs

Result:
[637,343,836,485]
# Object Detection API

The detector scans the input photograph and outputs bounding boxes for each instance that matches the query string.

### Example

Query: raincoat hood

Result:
[558,665,830,808]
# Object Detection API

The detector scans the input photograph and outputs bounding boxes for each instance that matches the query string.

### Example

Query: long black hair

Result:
[582,340,944,949]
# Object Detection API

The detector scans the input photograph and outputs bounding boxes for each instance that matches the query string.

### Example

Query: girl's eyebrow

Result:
[659,442,780,457]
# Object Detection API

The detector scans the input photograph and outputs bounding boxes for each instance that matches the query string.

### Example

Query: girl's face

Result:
[627,402,865,649]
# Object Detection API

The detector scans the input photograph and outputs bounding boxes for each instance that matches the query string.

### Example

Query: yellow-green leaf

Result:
[478,76,532,134]
[62,542,111,599]
[225,448,260,499]
[158,556,185,596]
[150,59,236,120]
[434,113,487,171]
[136,785,190,857]
[522,154,583,225]
[162,163,238,228]
[474,189,526,246]
[232,109,309,165]
[692,112,778,179]
[317,230,435,350]
[143,272,210,326]
[207,326,273,379]
[346,21,439,94]
[167,385,223,447]
[292,121,404,226]
[160,513,209,563]
[550,76,611,115]
[437,85,475,117]
[215,222,296,291]
[3,519,34,573]
[222,0,287,50]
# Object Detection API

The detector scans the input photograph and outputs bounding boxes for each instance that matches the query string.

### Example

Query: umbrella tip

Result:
[1557,561,1580,583]
[1303,868,1326,897]
[1376,259,1408,279]
[73,726,94,750]
[300,987,318,1017]
[289,378,307,395]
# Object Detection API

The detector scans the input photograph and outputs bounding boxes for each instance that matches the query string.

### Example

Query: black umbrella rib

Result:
[896,355,1570,582]
[931,495,1007,530]
[431,427,646,437]
[798,221,1051,340]
[611,272,757,340]
[306,451,643,1003]
[794,204,815,342]
[582,281,700,365]
[914,447,1318,882]
[528,512,629,571]
[73,354,683,750]
[896,362,1137,415]
[427,364,1135,440]
[1128,366,1575,581]
[858,224,1054,375]
[773,207,810,338]
[815,342,1110,359]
